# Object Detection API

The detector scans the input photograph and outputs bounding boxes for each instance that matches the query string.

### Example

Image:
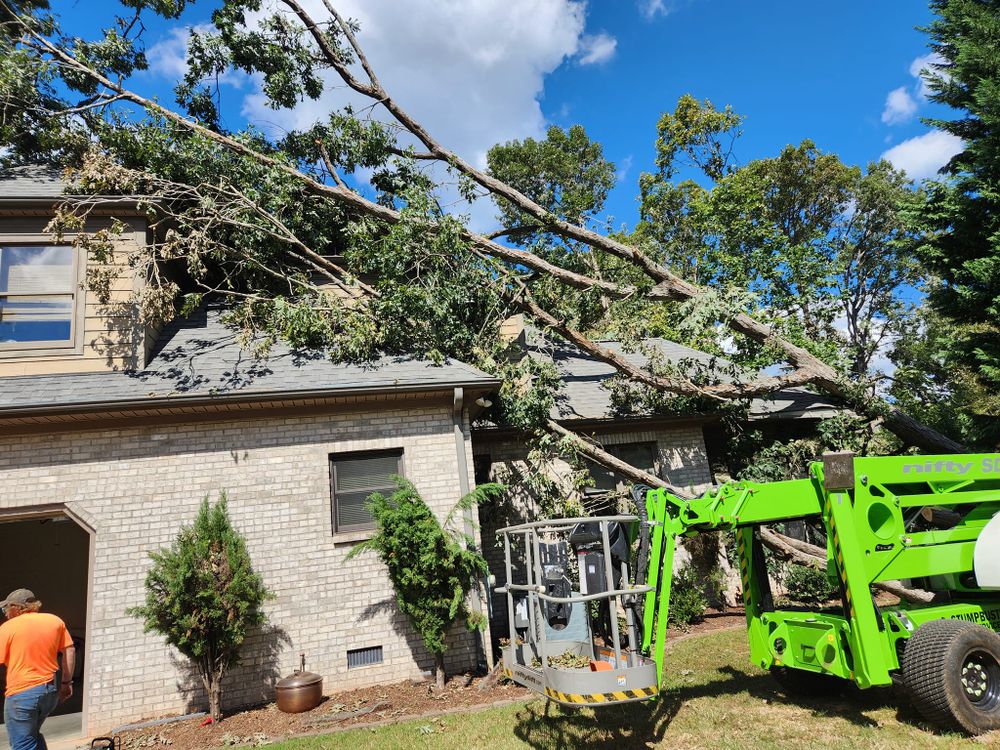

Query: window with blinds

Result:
[586,442,658,494]
[0,246,77,349]
[329,449,403,532]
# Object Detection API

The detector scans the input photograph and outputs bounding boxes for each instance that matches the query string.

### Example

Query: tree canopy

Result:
[0,0,973,477]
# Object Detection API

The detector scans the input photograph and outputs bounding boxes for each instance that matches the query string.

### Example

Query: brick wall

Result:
[0,400,482,732]
[473,422,714,644]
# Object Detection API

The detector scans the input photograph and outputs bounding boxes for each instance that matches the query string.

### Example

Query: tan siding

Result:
[0,358,114,376]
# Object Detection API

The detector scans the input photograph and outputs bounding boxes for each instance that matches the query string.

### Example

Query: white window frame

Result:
[0,243,85,358]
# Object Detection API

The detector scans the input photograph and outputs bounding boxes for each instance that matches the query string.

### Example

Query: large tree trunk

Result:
[881,408,965,453]
[759,528,934,604]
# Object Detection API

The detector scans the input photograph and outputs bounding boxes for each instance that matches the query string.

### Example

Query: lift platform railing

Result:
[495,515,660,705]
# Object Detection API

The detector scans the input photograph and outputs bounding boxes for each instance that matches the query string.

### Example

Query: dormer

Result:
[0,165,154,376]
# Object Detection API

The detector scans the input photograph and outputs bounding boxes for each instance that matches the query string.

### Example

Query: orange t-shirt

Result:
[0,612,74,697]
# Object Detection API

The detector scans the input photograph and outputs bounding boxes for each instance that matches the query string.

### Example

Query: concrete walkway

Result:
[0,712,87,749]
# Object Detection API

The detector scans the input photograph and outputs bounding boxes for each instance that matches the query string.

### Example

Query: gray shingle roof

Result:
[0,165,139,207]
[532,334,839,422]
[747,388,840,421]
[0,165,67,200]
[0,308,498,416]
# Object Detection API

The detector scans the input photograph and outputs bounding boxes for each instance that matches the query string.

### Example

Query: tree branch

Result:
[279,0,853,390]
[521,291,820,400]
[316,141,348,190]
[758,527,934,605]
[52,93,128,116]
[387,145,437,161]
[546,419,693,498]
[542,425,937,606]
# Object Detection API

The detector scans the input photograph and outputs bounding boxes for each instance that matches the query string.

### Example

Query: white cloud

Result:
[639,0,667,19]
[909,51,946,99]
[615,154,633,185]
[241,1,585,164]
[882,129,963,180]
[145,24,246,88]
[577,33,617,66]
[879,51,946,127]
[881,86,917,125]
[238,1,591,231]
[637,0,692,19]
[146,27,192,79]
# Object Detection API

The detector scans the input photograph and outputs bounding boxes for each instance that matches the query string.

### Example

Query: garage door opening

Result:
[0,513,90,743]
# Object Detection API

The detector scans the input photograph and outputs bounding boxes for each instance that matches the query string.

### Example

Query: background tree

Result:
[635,113,922,389]
[128,493,271,722]
[487,124,621,333]
[910,0,1000,447]
[890,304,1000,448]
[346,479,501,690]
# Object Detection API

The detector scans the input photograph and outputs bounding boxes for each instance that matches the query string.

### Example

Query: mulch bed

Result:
[113,676,529,749]
[112,610,747,749]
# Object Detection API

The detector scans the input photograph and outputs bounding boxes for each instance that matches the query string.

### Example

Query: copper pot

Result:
[276,653,323,713]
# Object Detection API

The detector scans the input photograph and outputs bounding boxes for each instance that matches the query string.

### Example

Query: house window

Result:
[329,449,403,532]
[0,246,79,351]
[473,454,492,486]
[586,441,658,494]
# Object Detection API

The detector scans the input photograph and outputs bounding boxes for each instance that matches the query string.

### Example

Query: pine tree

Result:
[128,493,271,722]
[919,1,1000,404]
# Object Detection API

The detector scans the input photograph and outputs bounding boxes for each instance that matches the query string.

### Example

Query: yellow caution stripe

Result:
[736,533,751,603]
[825,495,855,623]
[543,685,658,704]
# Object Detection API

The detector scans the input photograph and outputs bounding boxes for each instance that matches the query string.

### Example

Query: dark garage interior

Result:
[0,515,89,737]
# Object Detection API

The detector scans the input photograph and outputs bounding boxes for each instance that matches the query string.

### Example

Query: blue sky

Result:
[59,1,957,233]
[540,1,954,224]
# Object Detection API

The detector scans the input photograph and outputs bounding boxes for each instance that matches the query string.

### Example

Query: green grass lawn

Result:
[268,629,997,750]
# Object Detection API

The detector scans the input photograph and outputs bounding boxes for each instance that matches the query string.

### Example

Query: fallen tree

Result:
[0,0,966,455]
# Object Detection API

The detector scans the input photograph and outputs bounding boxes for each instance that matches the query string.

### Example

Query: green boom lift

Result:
[496,452,1000,734]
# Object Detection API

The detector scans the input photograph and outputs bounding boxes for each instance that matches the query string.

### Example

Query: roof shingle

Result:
[0,165,66,200]
[0,308,498,415]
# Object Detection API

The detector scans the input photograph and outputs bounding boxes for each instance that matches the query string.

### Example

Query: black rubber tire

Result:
[901,618,1000,735]
[770,666,845,697]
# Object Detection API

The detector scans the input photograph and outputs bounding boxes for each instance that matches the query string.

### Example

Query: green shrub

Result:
[128,493,271,721]
[347,478,502,690]
[783,563,838,604]
[668,563,708,628]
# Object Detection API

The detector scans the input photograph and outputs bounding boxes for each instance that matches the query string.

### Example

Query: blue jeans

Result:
[4,680,58,750]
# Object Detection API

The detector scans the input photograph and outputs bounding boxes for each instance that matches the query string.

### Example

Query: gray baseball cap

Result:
[0,589,37,607]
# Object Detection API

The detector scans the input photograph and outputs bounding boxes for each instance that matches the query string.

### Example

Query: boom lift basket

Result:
[495,515,659,705]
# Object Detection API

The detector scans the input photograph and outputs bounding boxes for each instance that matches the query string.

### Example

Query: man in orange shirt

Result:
[0,589,75,750]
